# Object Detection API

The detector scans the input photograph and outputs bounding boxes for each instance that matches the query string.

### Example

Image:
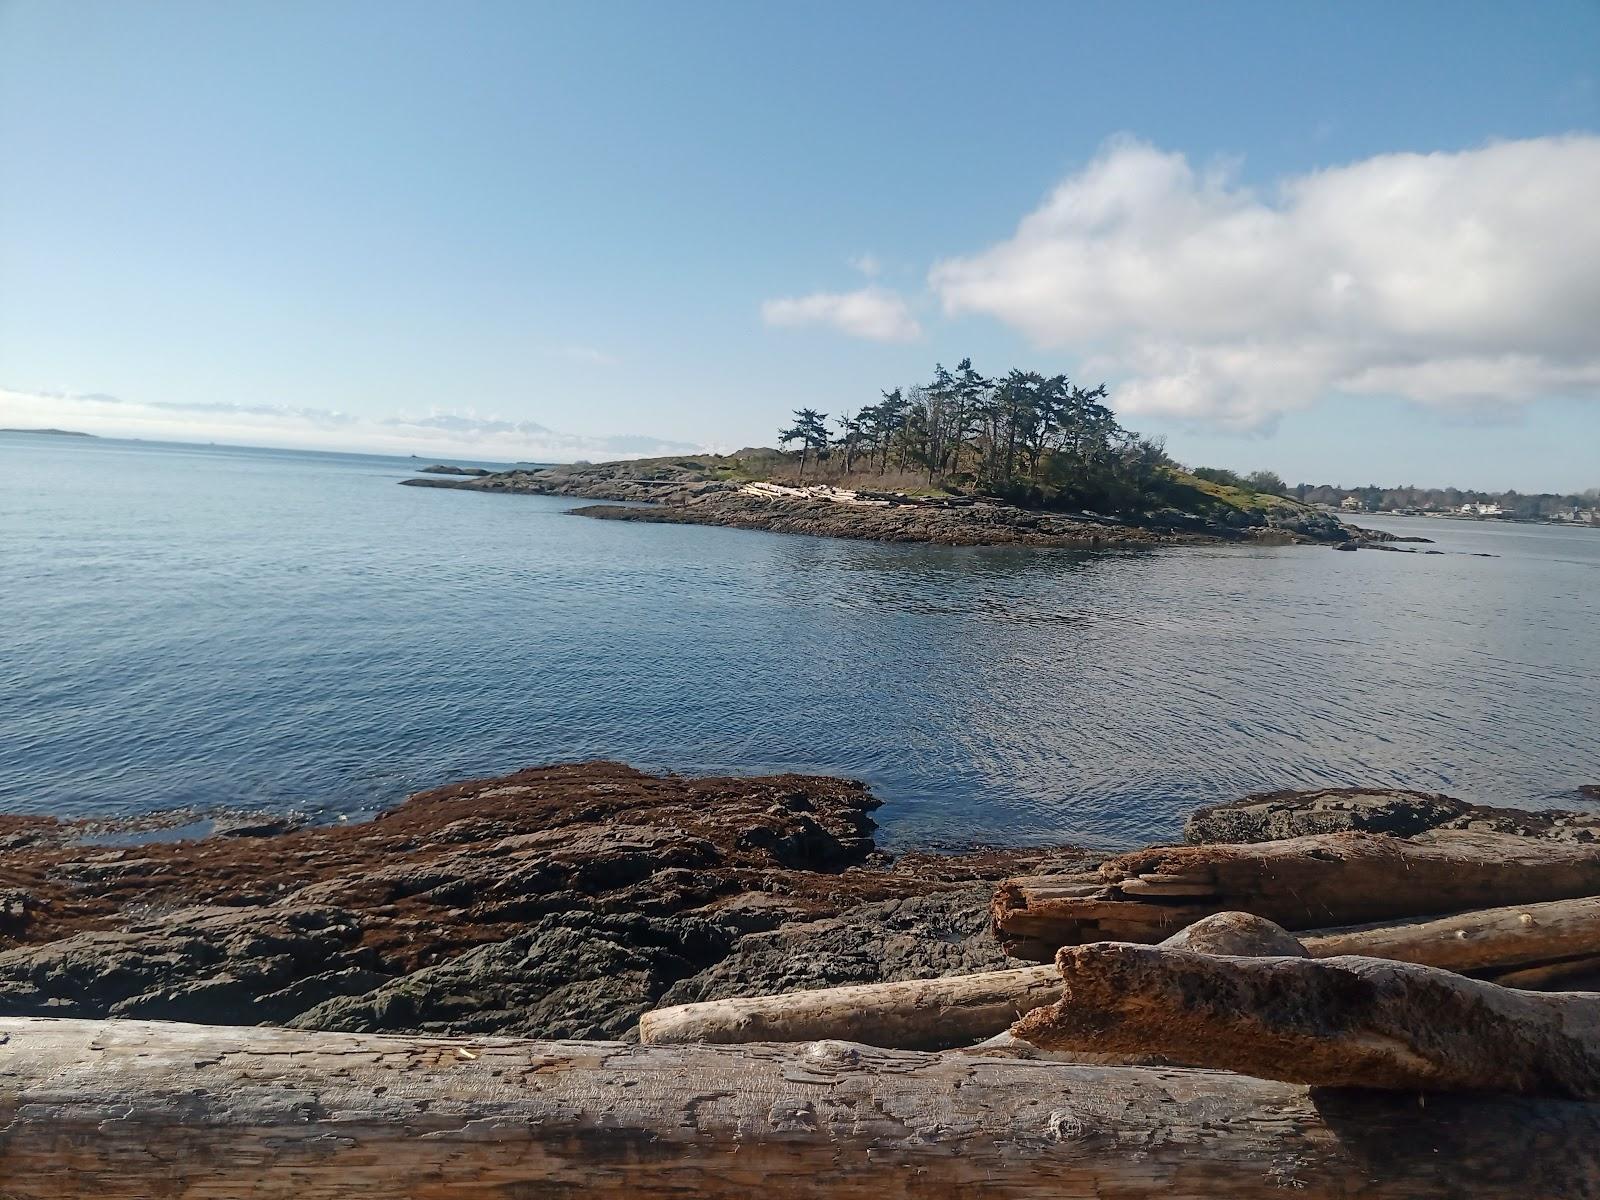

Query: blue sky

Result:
[2,0,1597,488]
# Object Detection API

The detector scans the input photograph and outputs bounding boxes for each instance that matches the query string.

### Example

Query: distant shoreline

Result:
[0,427,95,437]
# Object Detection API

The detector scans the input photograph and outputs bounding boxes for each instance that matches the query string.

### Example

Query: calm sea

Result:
[3,432,1597,849]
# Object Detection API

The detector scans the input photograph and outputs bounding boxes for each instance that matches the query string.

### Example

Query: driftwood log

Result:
[1302,894,1600,976]
[994,830,1600,959]
[1013,944,1600,1098]
[645,900,1600,1051]
[639,962,1064,1049]
[4,1017,1600,1198]
[642,910,1303,1049]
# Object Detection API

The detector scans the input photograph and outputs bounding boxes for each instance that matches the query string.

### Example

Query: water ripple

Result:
[2,434,1599,850]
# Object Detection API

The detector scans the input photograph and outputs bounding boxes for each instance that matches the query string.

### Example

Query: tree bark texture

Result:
[1013,943,1600,1098]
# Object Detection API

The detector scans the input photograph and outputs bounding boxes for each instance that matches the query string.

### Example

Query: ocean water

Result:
[3,432,1597,850]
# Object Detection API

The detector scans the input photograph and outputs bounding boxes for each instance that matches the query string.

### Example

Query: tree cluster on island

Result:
[778,359,1176,514]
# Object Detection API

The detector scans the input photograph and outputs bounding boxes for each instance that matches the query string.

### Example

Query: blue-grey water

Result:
[3,432,1597,850]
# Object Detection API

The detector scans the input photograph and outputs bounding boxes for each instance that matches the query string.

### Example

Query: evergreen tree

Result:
[778,408,830,480]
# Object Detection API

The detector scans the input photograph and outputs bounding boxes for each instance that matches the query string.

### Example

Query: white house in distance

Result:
[1460,502,1503,516]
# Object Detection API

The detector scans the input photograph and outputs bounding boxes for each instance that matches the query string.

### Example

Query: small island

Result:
[403,359,1413,550]
[0,427,96,437]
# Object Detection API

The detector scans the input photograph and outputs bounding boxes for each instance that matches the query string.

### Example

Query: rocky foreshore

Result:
[401,457,1400,549]
[3,764,1593,1041]
[0,764,1073,1038]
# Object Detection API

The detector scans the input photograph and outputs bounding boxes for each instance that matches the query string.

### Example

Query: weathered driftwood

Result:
[994,829,1600,960]
[639,963,1063,1049]
[1013,943,1600,1098]
[4,1018,1600,1198]
[642,910,1302,1050]
[1302,894,1600,974]
[644,900,1600,1053]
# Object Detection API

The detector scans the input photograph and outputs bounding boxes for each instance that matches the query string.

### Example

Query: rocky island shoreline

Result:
[401,453,1423,549]
[3,761,1593,1041]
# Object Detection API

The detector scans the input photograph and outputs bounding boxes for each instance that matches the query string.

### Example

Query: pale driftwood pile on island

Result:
[9,791,1600,1196]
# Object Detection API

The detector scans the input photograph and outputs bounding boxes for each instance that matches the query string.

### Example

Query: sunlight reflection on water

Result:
[3,433,1598,850]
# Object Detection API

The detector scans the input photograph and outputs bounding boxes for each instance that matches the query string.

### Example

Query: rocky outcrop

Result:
[418,464,491,476]
[570,492,1201,549]
[400,456,1371,547]
[0,763,1063,1038]
[654,887,1020,1010]
[1185,786,1600,844]
[400,457,732,503]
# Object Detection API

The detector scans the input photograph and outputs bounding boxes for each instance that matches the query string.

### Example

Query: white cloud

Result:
[847,253,882,277]
[0,387,701,462]
[930,134,1600,428]
[761,287,921,342]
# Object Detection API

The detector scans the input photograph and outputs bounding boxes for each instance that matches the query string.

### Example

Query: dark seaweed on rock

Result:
[0,763,1069,1038]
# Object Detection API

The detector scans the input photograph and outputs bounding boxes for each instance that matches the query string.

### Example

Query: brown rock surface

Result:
[0,763,1066,1037]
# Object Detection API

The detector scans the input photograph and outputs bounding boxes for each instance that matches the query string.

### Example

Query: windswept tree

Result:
[774,358,1213,511]
[832,410,862,473]
[778,408,830,480]
[876,388,910,471]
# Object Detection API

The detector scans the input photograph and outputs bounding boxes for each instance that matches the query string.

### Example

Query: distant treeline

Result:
[1293,483,1600,517]
[778,359,1172,512]
[1115,465,1597,519]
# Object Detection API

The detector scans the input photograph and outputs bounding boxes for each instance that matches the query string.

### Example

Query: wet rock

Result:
[0,890,36,934]
[291,911,736,1040]
[0,762,1051,1035]
[1186,789,1469,843]
[656,888,1013,1010]
[1187,787,1600,845]
[0,904,371,1024]
[208,813,306,838]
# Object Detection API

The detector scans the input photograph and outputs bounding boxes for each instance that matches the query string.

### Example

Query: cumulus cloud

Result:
[761,287,921,342]
[930,135,1600,427]
[0,387,702,461]
[847,253,882,277]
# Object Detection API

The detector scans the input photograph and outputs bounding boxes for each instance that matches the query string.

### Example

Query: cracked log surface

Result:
[1014,944,1600,1098]
[4,1017,1600,1198]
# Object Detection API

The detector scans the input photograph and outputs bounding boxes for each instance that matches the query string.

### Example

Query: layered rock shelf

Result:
[5,769,1595,1043]
[0,763,1073,1037]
